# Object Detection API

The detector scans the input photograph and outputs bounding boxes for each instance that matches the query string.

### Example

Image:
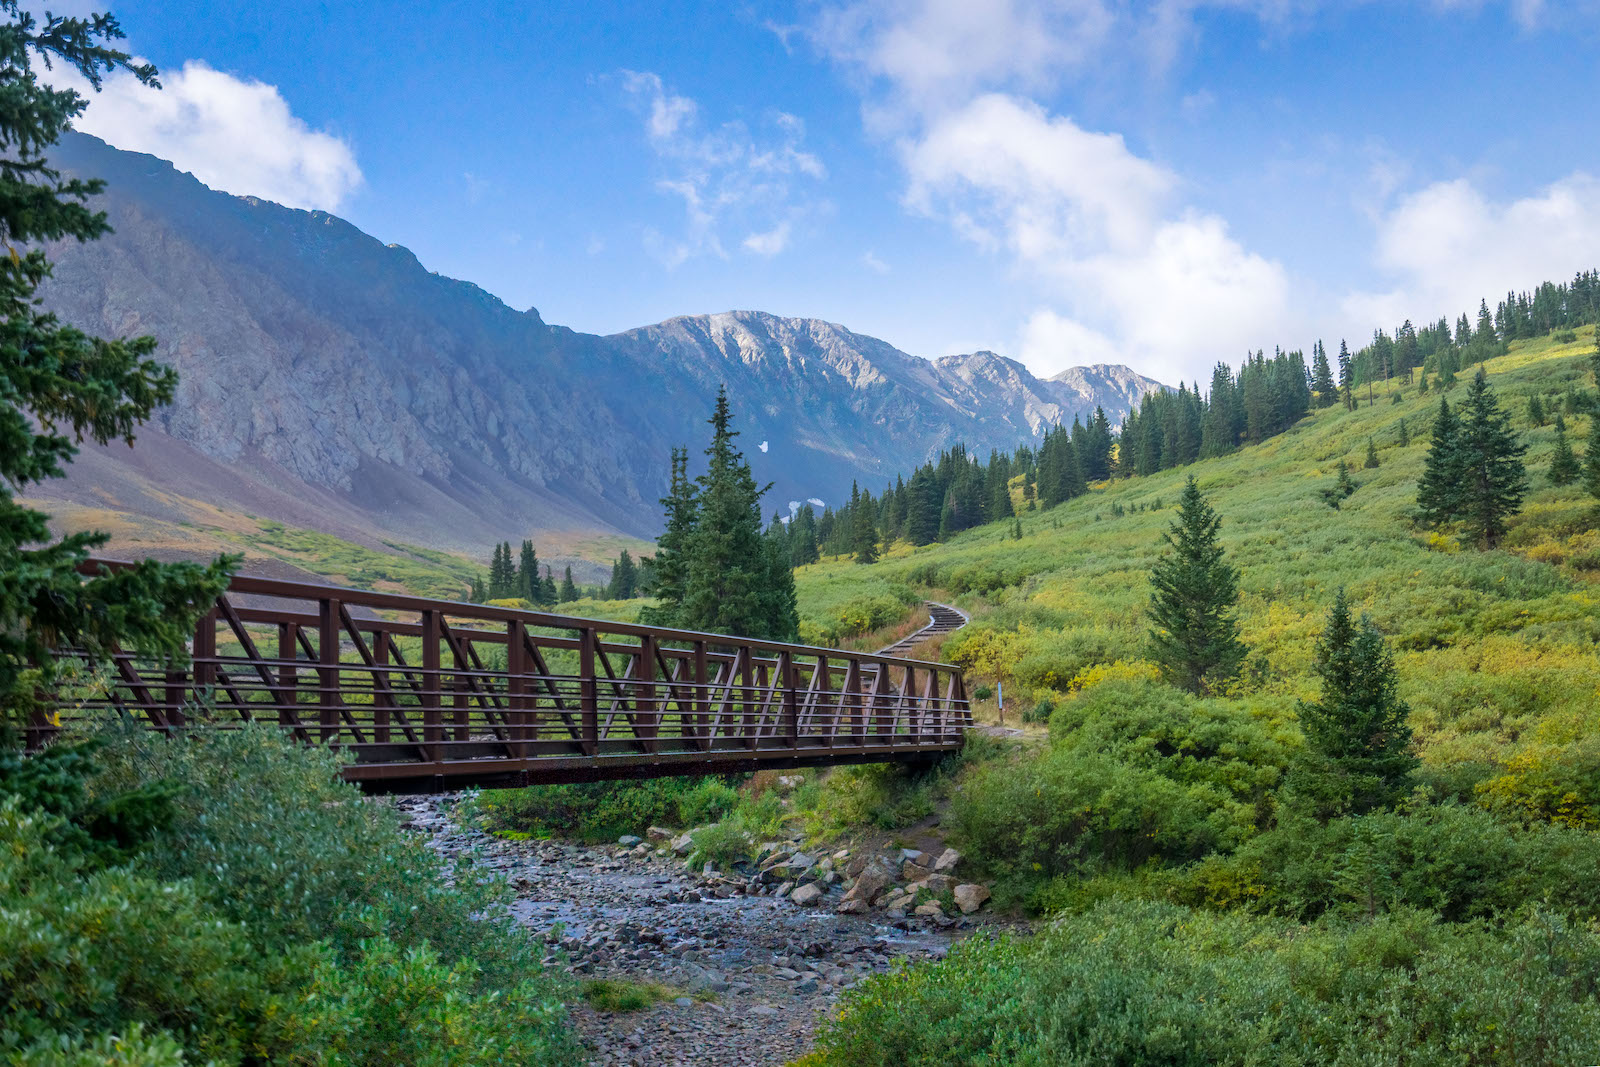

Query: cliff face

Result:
[34,133,1164,555]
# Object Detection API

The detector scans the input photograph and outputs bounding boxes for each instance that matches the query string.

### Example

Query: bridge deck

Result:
[35,560,971,792]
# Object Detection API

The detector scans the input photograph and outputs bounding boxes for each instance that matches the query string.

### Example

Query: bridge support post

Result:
[693,641,709,750]
[507,620,527,758]
[580,626,599,756]
[780,651,797,748]
[422,609,442,763]
[636,634,657,753]
[318,597,340,744]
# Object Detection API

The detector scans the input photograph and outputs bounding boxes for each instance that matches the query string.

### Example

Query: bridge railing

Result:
[35,559,971,788]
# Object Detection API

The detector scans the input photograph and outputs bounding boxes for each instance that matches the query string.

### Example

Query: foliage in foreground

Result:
[0,725,576,1065]
[813,899,1600,1067]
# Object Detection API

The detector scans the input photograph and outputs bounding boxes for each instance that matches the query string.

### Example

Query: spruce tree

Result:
[1364,438,1380,469]
[1417,397,1466,526]
[789,504,820,566]
[468,575,486,603]
[0,13,232,726]
[559,565,578,603]
[607,550,637,599]
[1289,589,1417,817]
[1338,339,1354,410]
[1311,341,1336,407]
[678,387,796,640]
[852,485,879,565]
[643,446,697,625]
[1397,416,1410,447]
[1146,477,1246,696]
[541,566,557,605]
[1593,323,1600,382]
[1456,368,1528,549]
[518,540,539,602]
[1549,414,1580,486]
[1528,394,1546,427]
[1583,422,1600,511]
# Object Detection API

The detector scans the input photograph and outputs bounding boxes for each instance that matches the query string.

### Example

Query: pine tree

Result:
[1417,397,1466,526]
[1456,368,1528,549]
[1012,518,1023,540]
[1528,394,1546,427]
[1022,468,1037,510]
[789,504,820,566]
[559,565,578,603]
[905,467,940,545]
[541,566,557,605]
[1289,590,1417,817]
[1323,460,1356,509]
[1337,339,1354,410]
[1592,323,1600,382]
[518,540,539,602]
[851,482,879,564]
[1364,438,1380,469]
[488,542,515,598]
[678,387,796,641]
[468,575,486,603]
[1583,422,1600,511]
[1311,341,1336,407]
[1146,477,1246,696]
[607,550,638,599]
[1549,414,1580,486]
[1397,417,1410,447]
[643,446,698,625]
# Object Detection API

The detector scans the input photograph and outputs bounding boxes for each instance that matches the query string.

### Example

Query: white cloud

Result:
[861,250,890,273]
[905,94,1291,383]
[743,221,792,256]
[1343,173,1600,331]
[621,71,825,265]
[53,60,361,212]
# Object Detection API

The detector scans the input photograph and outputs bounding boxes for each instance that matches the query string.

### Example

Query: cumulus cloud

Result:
[1343,173,1600,331]
[52,60,362,212]
[621,71,825,265]
[903,93,1291,382]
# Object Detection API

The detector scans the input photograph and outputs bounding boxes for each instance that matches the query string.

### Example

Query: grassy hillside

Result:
[795,328,1600,1066]
[797,328,1599,769]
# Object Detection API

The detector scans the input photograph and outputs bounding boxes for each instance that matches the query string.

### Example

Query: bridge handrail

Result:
[77,558,965,673]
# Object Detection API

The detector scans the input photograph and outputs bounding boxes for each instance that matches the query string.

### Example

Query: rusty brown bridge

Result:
[36,560,971,793]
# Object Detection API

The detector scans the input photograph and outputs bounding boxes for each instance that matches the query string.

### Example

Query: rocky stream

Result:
[393,795,1012,1066]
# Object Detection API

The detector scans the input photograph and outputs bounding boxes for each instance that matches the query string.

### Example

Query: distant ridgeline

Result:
[803,269,1600,557]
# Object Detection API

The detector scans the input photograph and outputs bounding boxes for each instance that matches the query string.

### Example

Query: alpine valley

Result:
[29,132,1162,582]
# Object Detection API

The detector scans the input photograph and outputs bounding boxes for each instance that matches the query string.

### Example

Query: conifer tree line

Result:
[1417,369,1529,549]
[471,539,560,605]
[807,268,1598,564]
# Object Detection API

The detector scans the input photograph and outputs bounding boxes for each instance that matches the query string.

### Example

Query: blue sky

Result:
[64,1,1600,386]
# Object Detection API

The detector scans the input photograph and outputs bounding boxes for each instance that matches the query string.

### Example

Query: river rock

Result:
[902,860,931,881]
[672,832,694,856]
[842,857,895,904]
[953,883,992,914]
[646,826,672,841]
[617,834,643,847]
[835,898,868,915]
[790,883,824,906]
[932,848,961,873]
[914,902,945,918]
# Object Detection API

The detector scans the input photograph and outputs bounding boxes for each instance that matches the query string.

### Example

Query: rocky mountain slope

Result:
[33,133,1163,562]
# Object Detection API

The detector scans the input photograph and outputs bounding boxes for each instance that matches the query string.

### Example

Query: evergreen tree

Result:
[0,13,232,724]
[851,484,880,564]
[488,542,515,598]
[791,504,821,566]
[1583,422,1600,512]
[1417,397,1466,527]
[518,540,539,602]
[1528,394,1546,427]
[468,575,486,603]
[905,467,940,545]
[1364,438,1380,469]
[541,566,557,605]
[1012,518,1023,540]
[1549,415,1580,486]
[1456,368,1528,549]
[1323,460,1356,509]
[1593,323,1600,382]
[1337,339,1354,410]
[607,550,638,599]
[677,387,796,640]
[1289,590,1418,817]
[1146,477,1246,696]
[1397,417,1410,447]
[559,565,578,603]
[642,447,697,625]
[1021,468,1037,510]
[1311,341,1336,407]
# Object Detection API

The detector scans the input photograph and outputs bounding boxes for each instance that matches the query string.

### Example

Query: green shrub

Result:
[9,1024,187,1066]
[474,775,739,842]
[0,798,273,1062]
[1183,798,1600,922]
[812,899,1600,1066]
[265,937,572,1066]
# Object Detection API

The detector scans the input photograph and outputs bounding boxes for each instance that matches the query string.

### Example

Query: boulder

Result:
[918,873,956,894]
[790,883,824,906]
[902,860,932,882]
[953,883,992,914]
[835,898,868,915]
[932,848,962,874]
[672,833,695,856]
[900,848,928,866]
[914,902,945,917]
[617,834,643,847]
[841,858,896,904]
